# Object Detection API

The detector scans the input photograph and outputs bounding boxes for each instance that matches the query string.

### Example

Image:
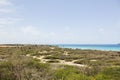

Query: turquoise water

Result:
[58,44,120,51]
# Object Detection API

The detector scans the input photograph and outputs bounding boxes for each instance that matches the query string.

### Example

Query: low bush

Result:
[44,56,59,59]
[53,66,91,80]
[47,60,60,63]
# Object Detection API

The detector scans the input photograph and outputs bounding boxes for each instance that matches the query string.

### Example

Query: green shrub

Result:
[74,59,89,64]
[95,74,111,80]
[44,56,59,59]
[0,61,15,80]
[101,67,120,80]
[27,59,49,70]
[47,60,60,63]
[74,60,85,64]
[0,55,51,80]
[54,66,90,80]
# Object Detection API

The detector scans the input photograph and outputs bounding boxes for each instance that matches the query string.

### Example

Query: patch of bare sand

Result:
[32,55,48,63]
[56,60,85,67]
[90,60,97,62]
[27,55,85,67]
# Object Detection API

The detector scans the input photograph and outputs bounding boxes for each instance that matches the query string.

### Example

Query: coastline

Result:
[57,44,120,51]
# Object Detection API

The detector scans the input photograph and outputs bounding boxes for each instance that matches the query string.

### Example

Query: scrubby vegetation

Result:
[0,44,120,80]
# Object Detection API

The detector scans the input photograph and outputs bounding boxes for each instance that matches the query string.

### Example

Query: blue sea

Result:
[58,44,120,51]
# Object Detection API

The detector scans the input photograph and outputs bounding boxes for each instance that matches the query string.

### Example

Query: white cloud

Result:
[0,8,14,13]
[0,0,22,28]
[21,26,40,35]
[0,0,12,6]
[0,18,13,25]
[49,32,57,36]
[64,26,70,31]
[99,28,104,32]
[0,18,22,27]
[0,29,7,34]
[0,0,14,14]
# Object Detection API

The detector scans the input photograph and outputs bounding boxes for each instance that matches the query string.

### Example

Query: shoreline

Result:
[0,44,120,51]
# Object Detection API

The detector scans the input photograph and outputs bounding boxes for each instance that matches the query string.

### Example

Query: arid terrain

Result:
[0,44,120,80]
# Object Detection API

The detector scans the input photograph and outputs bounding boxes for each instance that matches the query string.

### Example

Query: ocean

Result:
[58,44,120,51]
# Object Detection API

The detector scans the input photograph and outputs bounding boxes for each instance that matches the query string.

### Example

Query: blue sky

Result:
[0,0,120,44]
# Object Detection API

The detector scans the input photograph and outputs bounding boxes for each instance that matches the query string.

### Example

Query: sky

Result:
[0,0,120,44]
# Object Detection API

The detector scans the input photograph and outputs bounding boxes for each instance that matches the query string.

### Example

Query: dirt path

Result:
[52,60,85,67]
[27,55,85,67]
